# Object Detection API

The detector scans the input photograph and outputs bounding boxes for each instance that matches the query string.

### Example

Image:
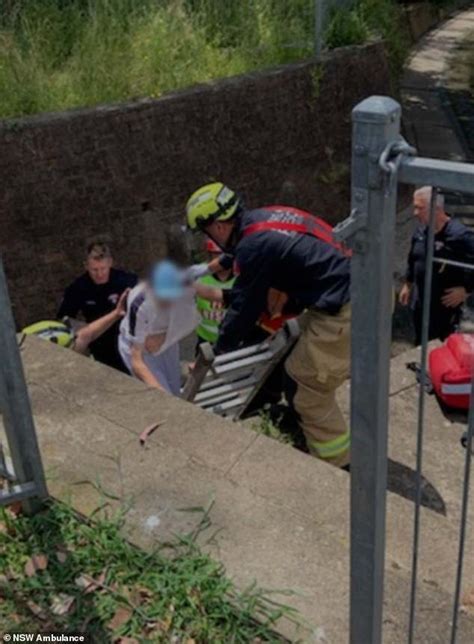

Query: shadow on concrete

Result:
[387,457,446,515]
[267,402,447,515]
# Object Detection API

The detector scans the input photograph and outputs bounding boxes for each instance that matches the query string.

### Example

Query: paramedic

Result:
[57,240,137,371]
[399,186,474,344]
[195,238,235,347]
[185,182,351,468]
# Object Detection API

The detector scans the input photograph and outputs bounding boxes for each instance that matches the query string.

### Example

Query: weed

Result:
[252,409,295,446]
[310,63,324,102]
[0,500,302,641]
[325,0,410,78]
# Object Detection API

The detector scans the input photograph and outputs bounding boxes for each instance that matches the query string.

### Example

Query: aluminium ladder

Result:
[182,319,300,419]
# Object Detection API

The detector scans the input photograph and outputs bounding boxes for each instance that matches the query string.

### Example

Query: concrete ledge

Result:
[2,337,473,642]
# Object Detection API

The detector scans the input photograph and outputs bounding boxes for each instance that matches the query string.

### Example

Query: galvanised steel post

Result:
[315,0,324,58]
[348,96,401,644]
[0,257,48,514]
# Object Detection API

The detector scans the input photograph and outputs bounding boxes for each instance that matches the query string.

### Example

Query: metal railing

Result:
[334,96,474,643]
[0,257,48,514]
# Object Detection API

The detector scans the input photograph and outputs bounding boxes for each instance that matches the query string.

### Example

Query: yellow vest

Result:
[196,274,235,343]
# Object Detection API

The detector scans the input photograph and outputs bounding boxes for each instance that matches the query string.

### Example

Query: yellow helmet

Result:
[22,320,74,348]
[186,182,242,231]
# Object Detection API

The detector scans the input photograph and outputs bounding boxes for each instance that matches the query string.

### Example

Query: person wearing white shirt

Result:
[119,260,220,395]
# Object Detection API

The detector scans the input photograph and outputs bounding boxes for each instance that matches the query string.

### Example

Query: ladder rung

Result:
[215,351,274,374]
[194,375,257,402]
[199,391,244,408]
[213,342,269,365]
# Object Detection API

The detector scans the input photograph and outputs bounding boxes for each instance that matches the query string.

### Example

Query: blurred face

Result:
[86,257,112,285]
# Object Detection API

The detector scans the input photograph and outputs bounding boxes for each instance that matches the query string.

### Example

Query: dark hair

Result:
[86,240,112,261]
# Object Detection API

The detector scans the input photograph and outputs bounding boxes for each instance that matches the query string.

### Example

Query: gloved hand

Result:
[184,263,210,282]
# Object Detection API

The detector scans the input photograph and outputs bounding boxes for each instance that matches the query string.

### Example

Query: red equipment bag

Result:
[429,333,474,409]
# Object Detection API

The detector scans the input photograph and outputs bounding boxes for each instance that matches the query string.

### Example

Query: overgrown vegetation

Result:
[0,0,314,119]
[5,0,459,119]
[325,0,410,77]
[0,0,413,119]
[0,500,300,641]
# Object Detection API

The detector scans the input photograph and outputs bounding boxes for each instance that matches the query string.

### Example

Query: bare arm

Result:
[74,289,130,354]
[130,343,166,392]
[194,281,223,303]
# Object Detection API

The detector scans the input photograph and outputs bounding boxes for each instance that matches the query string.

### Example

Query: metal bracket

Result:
[379,137,417,195]
[334,205,369,255]
[333,208,368,243]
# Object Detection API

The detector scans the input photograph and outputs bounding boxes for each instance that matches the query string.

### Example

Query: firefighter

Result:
[399,186,474,344]
[185,182,351,468]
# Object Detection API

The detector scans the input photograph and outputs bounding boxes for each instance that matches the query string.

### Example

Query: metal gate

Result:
[0,257,48,513]
[334,96,474,643]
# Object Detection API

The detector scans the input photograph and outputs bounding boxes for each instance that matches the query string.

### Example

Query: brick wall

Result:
[0,42,390,327]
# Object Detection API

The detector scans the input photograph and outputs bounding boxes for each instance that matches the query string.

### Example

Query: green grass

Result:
[325,0,410,78]
[0,500,301,641]
[0,0,412,120]
[0,0,314,119]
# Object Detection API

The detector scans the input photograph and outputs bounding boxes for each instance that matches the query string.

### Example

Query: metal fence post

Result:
[347,96,401,643]
[0,258,48,514]
[315,0,324,58]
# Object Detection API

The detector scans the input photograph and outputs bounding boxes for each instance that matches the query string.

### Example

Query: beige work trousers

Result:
[285,304,351,467]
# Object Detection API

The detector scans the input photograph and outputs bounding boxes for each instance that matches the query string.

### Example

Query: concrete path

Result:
[401,6,474,162]
[393,6,474,349]
[2,338,473,642]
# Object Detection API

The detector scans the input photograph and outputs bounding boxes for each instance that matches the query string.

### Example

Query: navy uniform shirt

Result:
[406,218,474,340]
[215,207,351,354]
[57,268,138,370]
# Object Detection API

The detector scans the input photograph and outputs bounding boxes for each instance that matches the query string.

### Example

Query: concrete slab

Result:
[21,337,259,475]
[4,336,474,641]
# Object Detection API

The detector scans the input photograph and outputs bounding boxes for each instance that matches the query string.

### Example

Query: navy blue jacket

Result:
[215,207,351,353]
[406,218,474,309]
[57,268,137,369]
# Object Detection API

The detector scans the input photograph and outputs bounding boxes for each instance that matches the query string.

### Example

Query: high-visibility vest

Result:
[196,274,235,343]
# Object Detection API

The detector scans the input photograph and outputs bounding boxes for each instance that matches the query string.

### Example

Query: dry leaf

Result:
[75,570,107,594]
[129,585,153,605]
[116,638,139,644]
[56,551,68,564]
[108,606,133,631]
[24,554,48,577]
[26,600,48,621]
[139,421,163,446]
[7,501,23,517]
[50,593,75,616]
